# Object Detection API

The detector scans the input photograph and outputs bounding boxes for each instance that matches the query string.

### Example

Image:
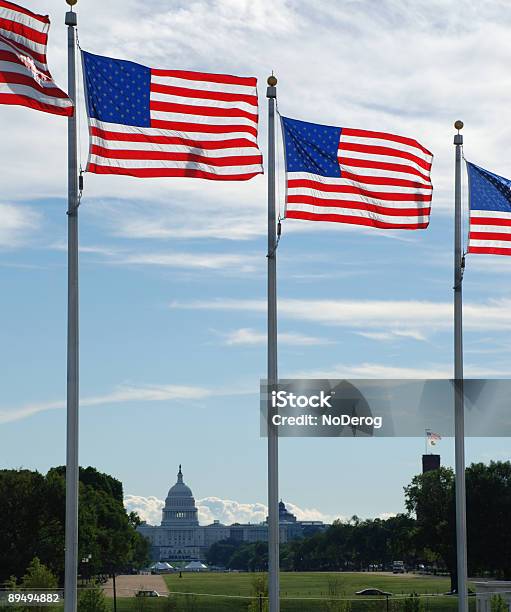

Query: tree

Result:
[247,574,268,612]
[404,467,456,591]
[78,584,108,612]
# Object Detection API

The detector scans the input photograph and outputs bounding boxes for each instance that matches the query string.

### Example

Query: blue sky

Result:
[2,0,511,525]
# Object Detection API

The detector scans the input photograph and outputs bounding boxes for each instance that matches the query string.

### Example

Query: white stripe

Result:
[339,163,431,185]
[0,38,47,71]
[89,155,263,174]
[0,59,59,88]
[286,202,429,224]
[470,223,511,234]
[150,110,258,129]
[89,119,258,143]
[91,136,258,158]
[287,187,430,209]
[340,134,432,163]
[151,74,256,96]
[0,27,46,56]
[470,210,511,220]
[469,239,511,249]
[0,82,72,107]
[339,149,430,177]
[150,91,257,114]
[0,6,48,34]
[287,172,432,194]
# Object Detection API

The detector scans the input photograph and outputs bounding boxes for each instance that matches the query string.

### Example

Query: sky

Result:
[2,0,511,526]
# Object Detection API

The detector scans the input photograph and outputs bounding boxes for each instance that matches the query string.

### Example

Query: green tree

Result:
[404,467,456,591]
[19,557,58,590]
[491,595,508,612]
[78,584,108,612]
[247,574,268,612]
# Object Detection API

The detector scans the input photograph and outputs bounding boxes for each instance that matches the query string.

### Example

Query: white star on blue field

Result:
[2,0,511,524]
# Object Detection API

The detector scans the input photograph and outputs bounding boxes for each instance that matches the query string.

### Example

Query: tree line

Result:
[0,466,149,583]
[207,460,511,591]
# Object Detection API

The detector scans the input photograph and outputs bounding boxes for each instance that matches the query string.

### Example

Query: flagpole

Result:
[453,119,468,612]
[266,74,279,612]
[64,2,79,612]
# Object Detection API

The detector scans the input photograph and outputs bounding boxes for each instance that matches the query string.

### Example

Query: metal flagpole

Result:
[266,74,279,612]
[453,119,468,612]
[64,2,79,612]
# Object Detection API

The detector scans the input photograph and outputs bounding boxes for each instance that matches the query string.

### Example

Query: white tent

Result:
[151,561,174,572]
[184,561,208,571]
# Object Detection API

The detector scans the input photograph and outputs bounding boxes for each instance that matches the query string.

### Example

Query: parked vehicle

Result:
[392,560,405,574]
[135,591,160,598]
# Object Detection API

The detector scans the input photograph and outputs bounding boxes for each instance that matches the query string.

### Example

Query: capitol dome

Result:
[161,465,199,527]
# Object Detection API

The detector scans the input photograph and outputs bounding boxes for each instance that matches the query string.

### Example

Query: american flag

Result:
[426,431,442,447]
[281,116,433,229]
[82,51,263,181]
[467,161,511,256]
[0,0,72,116]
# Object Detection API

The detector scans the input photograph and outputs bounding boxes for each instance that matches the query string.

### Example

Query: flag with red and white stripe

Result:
[281,116,433,229]
[82,51,263,180]
[0,0,73,116]
[467,161,511,256]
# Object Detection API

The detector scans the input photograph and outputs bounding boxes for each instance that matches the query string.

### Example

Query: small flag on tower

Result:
[467,161,511,256]
[82,51,263,180]
[426,431,442,447]
[0,0,73,116]
[281,116,433,229]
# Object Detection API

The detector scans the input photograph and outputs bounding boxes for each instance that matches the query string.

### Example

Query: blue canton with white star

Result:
[82,51,151,128]
[467,161,511,212]
[281,116,341,177]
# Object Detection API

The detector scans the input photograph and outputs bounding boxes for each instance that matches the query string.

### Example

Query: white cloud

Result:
[290,361,511,379]
[0,203,40,247]
[0,383,214,425]
[124,494,339,526]
[124,495,164,525]
[223,328,333,346]
[171,297,511,336]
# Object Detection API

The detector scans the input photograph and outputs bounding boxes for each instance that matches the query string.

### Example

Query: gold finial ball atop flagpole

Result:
[454,120,464,131]
[66,0,78,5]
[267,75,278,87]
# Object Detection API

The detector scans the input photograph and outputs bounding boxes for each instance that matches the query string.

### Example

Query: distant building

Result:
[422,454,441,473]
[137,466,328,562]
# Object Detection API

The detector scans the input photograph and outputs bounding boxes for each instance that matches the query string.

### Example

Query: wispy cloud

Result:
[0,203,40,248]
[222,328,334,346]
[171,297,511,336]
[0,383,219,425]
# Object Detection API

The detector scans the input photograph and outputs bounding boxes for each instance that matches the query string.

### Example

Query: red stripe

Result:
[0,49,51,77]
[342,127,432,157]
[468,246,511,256]
[150,82,257,106]
[90,144,262,167]
[286,209,429,229]
[469,231,511,242]
[90,126,256,150]
[287,195,430,217]
[470,216,511,227]
[340,170,432,190]
[87,163,261,181]
[0,32,46,64]
[151,69,256,87]
[0,92,73,115]
[0,1,48,24]
[339,141,432,173]
[150,100,258,123]
[151,119,258,138]
[287,179,432,202]
[0,70,69,98]
[339,156,431,183]
[0,17,47,45]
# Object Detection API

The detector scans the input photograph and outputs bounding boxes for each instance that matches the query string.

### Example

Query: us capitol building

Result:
[137,466,327,562]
